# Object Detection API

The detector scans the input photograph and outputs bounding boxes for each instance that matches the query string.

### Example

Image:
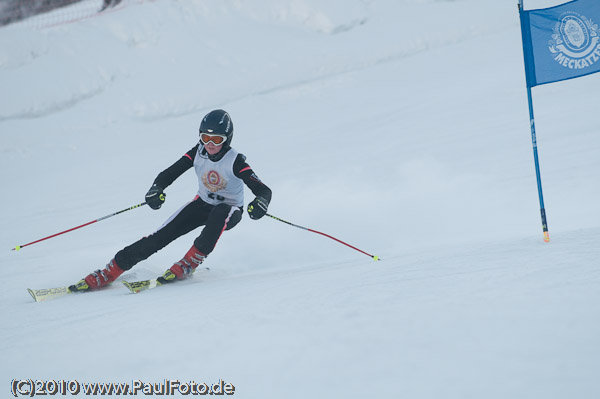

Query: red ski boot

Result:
[70,259,125,292]
[158,245,206,284]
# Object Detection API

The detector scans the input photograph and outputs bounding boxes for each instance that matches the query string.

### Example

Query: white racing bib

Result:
[194,147,244,207]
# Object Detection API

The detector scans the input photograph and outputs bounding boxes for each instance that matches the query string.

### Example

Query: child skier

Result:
[70,109,272,291]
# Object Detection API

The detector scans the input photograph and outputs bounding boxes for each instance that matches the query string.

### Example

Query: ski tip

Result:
[122,280,155,294]
[27,287,71,302]
[27,288,39,302]
[122,281,139,293]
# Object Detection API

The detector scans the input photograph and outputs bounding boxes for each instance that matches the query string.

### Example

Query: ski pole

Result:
[12,202,147,251]
[266,213,380,261]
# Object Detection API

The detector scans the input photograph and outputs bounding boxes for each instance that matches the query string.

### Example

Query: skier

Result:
[69,109,271,292]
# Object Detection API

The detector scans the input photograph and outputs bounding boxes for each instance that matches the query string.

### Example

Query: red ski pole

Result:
[266,213,380,261]
[12,202,147,251]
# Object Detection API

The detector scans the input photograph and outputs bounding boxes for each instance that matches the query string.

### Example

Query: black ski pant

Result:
[114,198,242,271]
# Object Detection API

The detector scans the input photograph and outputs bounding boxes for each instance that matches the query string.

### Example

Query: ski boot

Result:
[69,259,125,292]
[158,245,206,285]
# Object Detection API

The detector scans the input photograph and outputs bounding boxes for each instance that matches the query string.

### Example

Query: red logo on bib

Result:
[202,170,228,193]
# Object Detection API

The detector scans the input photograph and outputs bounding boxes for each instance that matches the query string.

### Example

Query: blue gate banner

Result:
[520,0,600,87]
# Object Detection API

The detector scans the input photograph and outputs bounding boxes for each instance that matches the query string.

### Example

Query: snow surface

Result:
[1,0,599,398]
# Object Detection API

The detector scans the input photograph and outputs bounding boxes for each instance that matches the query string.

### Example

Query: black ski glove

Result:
[247,196,269,220]
[145,184,166,210]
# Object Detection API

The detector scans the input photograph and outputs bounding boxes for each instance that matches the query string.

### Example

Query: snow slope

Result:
[1,1,599,398]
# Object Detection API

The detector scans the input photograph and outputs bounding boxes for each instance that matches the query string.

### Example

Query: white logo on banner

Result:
[549,12,600,69]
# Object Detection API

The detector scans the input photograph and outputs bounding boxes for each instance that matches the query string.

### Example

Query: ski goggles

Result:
[200,133,228,146]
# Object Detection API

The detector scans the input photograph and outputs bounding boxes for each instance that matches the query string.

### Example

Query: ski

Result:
[27,267,210,300]
[122,278,162,293]
[122,267,209,294]
[27,287,72,302]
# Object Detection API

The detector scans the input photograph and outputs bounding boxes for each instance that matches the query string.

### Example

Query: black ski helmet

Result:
[199,109,234,148]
